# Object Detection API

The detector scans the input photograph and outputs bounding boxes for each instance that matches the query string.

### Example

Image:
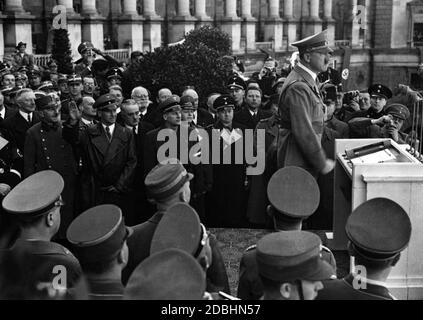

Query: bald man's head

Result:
[157,88,172,104]
[182,89,199,108]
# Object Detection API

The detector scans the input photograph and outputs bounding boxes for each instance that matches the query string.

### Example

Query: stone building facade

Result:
[1,0,423,90]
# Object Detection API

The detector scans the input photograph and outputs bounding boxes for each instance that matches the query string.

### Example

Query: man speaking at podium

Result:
[276,30,335,178]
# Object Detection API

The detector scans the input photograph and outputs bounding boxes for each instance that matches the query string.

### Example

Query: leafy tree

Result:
[126,26,233,105]
[184,25,231,56]
[51,29,73,74]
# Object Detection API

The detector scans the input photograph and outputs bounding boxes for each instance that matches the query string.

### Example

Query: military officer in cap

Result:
[67,205,133,300]
[151,203,230,294]
[206,95,247,228]
[74,42,95,75]
[27,68,42,91]
[57,74,70,101]
[61,74,83,122]
[318,198,412,300]
[143,97,183,175]
[24,95,79,241]
[122,160,193,284]
[349,103,410,144]
[256,231,335,300]
[276,29,335,178]
[238,167,337,300]
[14,72,28,89]
[182,88,215,128]
[106,67,123,87]
[2,171,82,289]
[348,84,393,138]
[72,93,137,212]
[124,249,207,300]
[227,75,248,112]
[122,160,230,295]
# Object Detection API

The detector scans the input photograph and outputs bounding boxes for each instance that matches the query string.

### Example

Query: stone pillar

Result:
[118,0,144,52]
[81,0,105,51]
[241,0,256,51]
[284,0,298,50]
[264,0,283,51]
[0,13,5,61]
[57,0,82,59]
[194,0,213,27]
[302,0,322,37]
[3,0,35,54]
[323,0,335,46]
[143,0,162,50]
[221,0,242,53]
[169,0,196,43]
[351,0,361,47]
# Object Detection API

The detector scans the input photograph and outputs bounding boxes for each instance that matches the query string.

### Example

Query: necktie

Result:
[105,126,112,142]
[133,126,137,136]
[27,113,32,125]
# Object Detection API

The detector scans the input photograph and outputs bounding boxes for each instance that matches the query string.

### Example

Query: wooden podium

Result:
[333,139,423,300]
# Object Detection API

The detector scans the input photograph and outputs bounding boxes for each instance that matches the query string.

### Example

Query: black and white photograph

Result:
[0,0,422,307]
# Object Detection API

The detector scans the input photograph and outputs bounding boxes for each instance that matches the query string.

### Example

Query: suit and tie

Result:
[1,111,40,173]
[234,108,273,130]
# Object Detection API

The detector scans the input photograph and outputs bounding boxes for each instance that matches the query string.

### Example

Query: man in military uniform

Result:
[227,76,247,112]
[61,74,83,121]
[276,29,335,178]
[124,249,207,300]
[348,84,393,138]
[27,68,42,91]
[318,198,412,300]
[1,171,82,289]
[24,95,79,241]
[182,88,214,128]
[74,42,96,75]
[106,67,123,87]
[57,74,70,101]
[349,104,411,144]
[206,95,247,228]
[67,205,133,300]
[150,203,230,294]
[257,231,335,300]
[143,97,183,175]
[122,160,230,295]
[122,160,193,284]
[180,95,213,221]
[14,72,28,88]
[238,167,337,300]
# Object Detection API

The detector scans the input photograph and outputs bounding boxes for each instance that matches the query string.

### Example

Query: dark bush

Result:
[126,25,233,105]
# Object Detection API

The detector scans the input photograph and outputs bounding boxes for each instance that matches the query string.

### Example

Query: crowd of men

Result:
[0,30,417,300]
